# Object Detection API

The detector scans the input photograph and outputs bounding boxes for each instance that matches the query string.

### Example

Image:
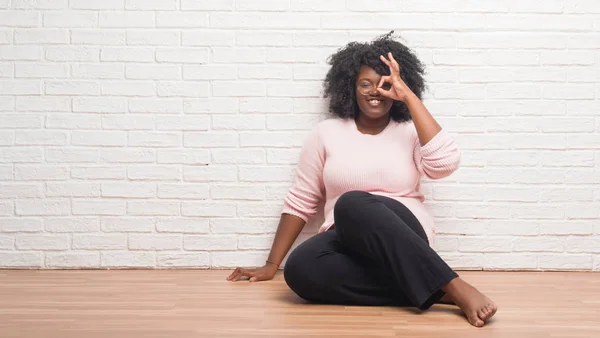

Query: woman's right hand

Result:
[226,263,278,282]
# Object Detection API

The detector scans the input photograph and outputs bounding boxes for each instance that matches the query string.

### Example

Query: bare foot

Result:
[442,277,497,327]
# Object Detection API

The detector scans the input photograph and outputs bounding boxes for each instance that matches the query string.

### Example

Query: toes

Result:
[468,312,484,328]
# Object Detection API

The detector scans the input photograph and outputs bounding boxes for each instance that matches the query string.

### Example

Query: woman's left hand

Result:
[377,52,415,103]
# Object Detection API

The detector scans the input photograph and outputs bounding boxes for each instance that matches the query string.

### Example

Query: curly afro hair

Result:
[323,31,426,122]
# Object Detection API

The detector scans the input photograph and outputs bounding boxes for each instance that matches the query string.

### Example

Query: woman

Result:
[227,32,497,328]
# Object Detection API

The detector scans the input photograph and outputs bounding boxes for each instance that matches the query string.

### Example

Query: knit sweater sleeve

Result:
[413,128,461,180]
[281,124,325,222]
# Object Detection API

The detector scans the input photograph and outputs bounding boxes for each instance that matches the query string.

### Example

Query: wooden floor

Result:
[1,270,599,338]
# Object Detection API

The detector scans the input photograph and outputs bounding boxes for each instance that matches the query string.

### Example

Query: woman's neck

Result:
[355,114,390,134]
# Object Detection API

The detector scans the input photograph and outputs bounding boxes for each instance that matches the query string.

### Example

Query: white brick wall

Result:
[0,1,599,270]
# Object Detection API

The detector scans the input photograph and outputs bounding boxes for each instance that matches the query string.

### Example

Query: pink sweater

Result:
[281,117,461,246]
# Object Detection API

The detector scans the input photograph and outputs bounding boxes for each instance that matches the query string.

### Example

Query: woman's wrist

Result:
[265,259,280,268]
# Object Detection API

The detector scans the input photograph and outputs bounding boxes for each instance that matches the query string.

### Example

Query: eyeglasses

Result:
[356,81,391,95]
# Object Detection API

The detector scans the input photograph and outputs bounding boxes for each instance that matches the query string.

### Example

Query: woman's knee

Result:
[334,190,371,220]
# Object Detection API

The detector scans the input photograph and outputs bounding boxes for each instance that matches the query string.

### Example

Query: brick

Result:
[432,185,481,201]
[184,98,238,114]
[0,96,14,111]
[43,11,97,27]
[72,234,126,250]
[0,218,43,232]
[184,165,237,182]
[0,183,42,198]
[100,149,155,164]
[539,188,594,202]
[212,115,265,130]
[70,0,123,9]
[267,115,320,131]
[323,13,431,30]
[16,96,69,111]
[566,0,600,13]
[0,165,12,180]
[156,218,209,233]
[236,31,291,47]
[537,254,592,270]
[565,237,600,254]
[158,183,209,199]
[567,34,600,49]
[181,0,233,10]
[434,236,459,252]
[102,115,154,130]
[16,63,69,78]
[239,65,291,80]
[0,10,40,27]
[210,218,274,234]
[72,200,126,215]
[184,235,237,251]
[513,237,565,252]
[183,30,235,46]
[0,147,43,163]
[432,84,486,99]
[485,187,538,202]
[14,28,68,44]
[237,235,273,250]
[71,30,126,45]
[541,51,594,65]
[0,201,14,216]
[454,204,512,219]
[439,253,483,270]
[157,252,209,267]
[71,165,125,178]
[130,98,182,114]
[156,47,209,64]
[129,234,181,250]
[127,165,181,181]
[240,98,292,113]
[126,30,179,46]
[128,132,181,147]
[125,0,176,10]
[212,149,265,164]
[267,81,321,97]
[157,81,209,97]
[16,199,70,216]
[211,185,265,200]
[290,0,345,11]
[46,252,100,268]
[101,81,156,97]
[486,220,538,236]
[486,151,538,166]
[15,165,68,180]
[157,149,209,165]
[183,65,237,80]
[0,252,42,267]
[267,48,328,63]
[239,131,310,147]
[514,135,566,150]
[15,131,67,146]
[101,252,155,267]
[101,182,155,198]
[101,47,154,62]
[484,253,537,270]
[46,114,101,129]
[435,219,485,236]
[181,202,236,217]
[509,0,563,13]
[101,217,154,232]
[567,134,600,149]
[45,217,99,232]
[212,47,265,63]
[0,79,41,95]
[46,46,99,61]
[71,64,124,79]
[184,132,238,147]
[156,115,210,131]
[238,202,281,217]
[99,12,154,28]
[210,251,265,268]
[156,12,208,28]
[0,235,13,249]
[46,182,100,197]
[488,84,542,99]
[239,166,295,182]
[12,0,67,8]
[125,64,181,80]
[0,114,42,128]
[72,131,126,147]
[539,151,595,167]
[512,204,565,219]
[267,149,299,165]
[45,81,100,95]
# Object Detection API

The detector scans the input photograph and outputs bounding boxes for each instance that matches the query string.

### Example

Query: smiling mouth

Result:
[368,99,382,107]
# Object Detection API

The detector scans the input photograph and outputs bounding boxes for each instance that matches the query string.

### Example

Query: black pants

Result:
[283,190,458,310]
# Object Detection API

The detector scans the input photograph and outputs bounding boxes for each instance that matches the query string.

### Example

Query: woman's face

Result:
[355,65,394,119]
